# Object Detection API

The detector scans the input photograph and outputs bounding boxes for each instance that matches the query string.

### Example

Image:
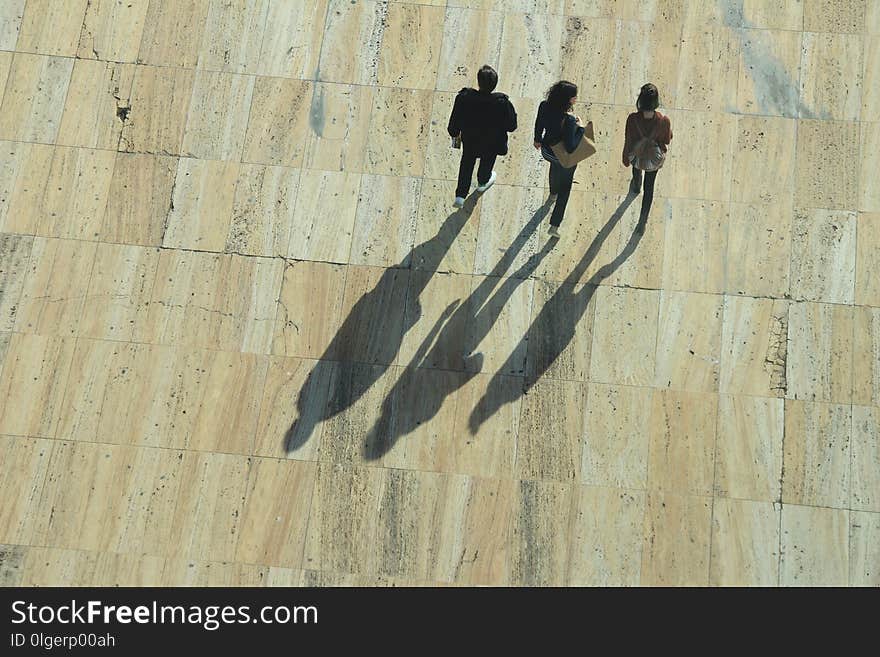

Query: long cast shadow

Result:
[362,201,557,460]
[469,192,641,433]
[284,194,480,453]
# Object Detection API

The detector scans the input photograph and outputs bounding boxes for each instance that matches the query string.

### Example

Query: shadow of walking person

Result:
[362,201,557,461]
[469,192,641,434]
[284,194,480,453]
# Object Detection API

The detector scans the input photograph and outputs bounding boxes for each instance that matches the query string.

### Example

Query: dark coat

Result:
[447,88,518,156]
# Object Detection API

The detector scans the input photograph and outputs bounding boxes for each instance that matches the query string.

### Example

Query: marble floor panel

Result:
[0,0,876,587]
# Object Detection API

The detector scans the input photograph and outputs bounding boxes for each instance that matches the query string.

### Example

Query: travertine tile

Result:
[850,510,880,586]
[423,91,460,182]
[641,491,711,586]
[510,479,573,586]
[600,193,666,290]
[79,243,159,342]
[731,116,797,205]
[350,174,421,267]
[516,378,585,481]
[77,0,150,62]
[57,60,135,150]
[0,233,33,331]
[256,0,328,78]
[719,296,788,397]
[138,0,210,68]
[253,357,337,461]
[16,0,88,56]
[15,238,97,336]
[436,7,505,93]
[590,286,659,387]
[799,32,862,121]
[736,28,802,117]
[317,0,387,85]
[852,307,879,406]
[0,332,9,373]
[119,65,195,155]
[242,77,311,167]
[661,200,728,294]
[432,476,514,586]
[228,164,298,257]
[715,395,784,501]
[497,12,563,100]
[783,400,851,508]
[0,544,25,586]
[0,54,73,143]
[869,0,880,33]
[411,179,481,275]
[860,123,880,212]
[289,169,357,262]
[780,504,849,586]
[494,95,547,189]
[102,153,177,246]
[739,0,803,30]
[0,436,53,545]
[794,119,859,211]
[676,25,740,112]
[647,389,718,496]
[182,70,255,161]
[526,278,595,383]
[197,0,269,73]
[19,547,97,586]
[364,87,433,176]
[0,52,10,96]
[162,158,239,251]
[611,20,682,109]
[236,458,316,568]
[138,250,282,353]
[787,301,854,404]
[304,462,384,575]
[568,486,645,586]
[534,191,609,284]
[663,111,735,202]
[272,260,347,360]
[852,406,880,512]
[654,291,723,393]
[302,83,372,173]
[377,3,444,89]
[582,384,651,489]
[560,17,618,107]
[862,36,879,121]
[473,186,543,277]
[789,208,856,304]
[160,559,268,587]
[0,1,25,50]
[726,202,792,297]
[448,373,519,479]
[710,498,780,586]
[804,0,866,33]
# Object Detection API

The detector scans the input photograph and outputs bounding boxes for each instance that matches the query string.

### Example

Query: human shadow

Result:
[284,194,480,453]
[469,192,641,433]
[362,201,557,460]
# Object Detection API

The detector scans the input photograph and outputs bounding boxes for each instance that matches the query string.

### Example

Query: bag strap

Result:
[634,114,659,141]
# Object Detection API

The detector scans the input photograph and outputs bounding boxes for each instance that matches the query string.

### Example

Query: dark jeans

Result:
[456,146,497,198]
[548,161,576,227]
[631,166,658,222]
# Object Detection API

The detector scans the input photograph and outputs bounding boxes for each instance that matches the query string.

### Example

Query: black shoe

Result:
[629,179,641,195]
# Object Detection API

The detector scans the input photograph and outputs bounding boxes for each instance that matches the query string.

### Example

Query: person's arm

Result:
[447,92,464,138]
[533,101,545,147]
[658,116,672,152]
[622,114,633,166]
[562,114,583,152]
[506,99,517,133]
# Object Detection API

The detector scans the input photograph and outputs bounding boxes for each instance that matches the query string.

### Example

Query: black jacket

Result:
[447,88,517,156]
[534,100,583,163]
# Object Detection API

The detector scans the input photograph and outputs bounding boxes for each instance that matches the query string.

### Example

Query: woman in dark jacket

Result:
[533,80,583,238]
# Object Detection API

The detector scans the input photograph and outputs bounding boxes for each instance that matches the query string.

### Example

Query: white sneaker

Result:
[548,225,560,238]
[476,171,497,193]
[453,196,465,208]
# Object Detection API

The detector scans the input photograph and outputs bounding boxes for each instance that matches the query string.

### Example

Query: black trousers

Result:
[548,160,576,227]
[631,166,658,221]
[456,146,497,198]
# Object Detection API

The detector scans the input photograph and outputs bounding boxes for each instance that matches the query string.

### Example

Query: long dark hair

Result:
[546,80,578,113]
[636,83,659,111]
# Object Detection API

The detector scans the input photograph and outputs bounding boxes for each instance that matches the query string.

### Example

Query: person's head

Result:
[477,65,498,93]
[546,80,578,112]
[636,83,660,112]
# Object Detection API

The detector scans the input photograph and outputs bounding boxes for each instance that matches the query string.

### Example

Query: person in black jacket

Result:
[447,65,517,208]
[533,80,583,238]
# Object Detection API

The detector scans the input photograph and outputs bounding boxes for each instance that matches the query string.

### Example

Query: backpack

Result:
[629,116,665,172]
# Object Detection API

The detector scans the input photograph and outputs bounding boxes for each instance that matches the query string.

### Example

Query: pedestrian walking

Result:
[447,65,518,208]
[622,83,673,231]
[533,80,592,238]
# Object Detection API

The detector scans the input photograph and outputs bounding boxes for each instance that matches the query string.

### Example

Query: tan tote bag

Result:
[550,115,596,168]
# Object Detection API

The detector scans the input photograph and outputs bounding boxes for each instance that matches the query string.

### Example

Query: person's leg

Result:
[549,161,559,194]
[456,146,477,198]
[630,165,642,194]
[476,153,497,186]
[639,169,657,221]
[549,164,576,227]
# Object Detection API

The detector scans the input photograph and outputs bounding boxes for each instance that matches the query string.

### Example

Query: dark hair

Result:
[477,65,498,92]
[546,80,578,112]
[636,83,659,111]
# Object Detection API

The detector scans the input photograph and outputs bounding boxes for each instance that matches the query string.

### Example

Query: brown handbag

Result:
[550,115,596,168]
